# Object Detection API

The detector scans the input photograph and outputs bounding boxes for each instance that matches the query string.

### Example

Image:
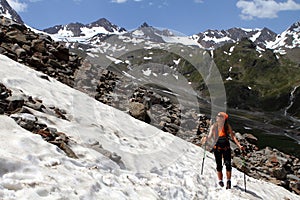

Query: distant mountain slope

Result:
[212,37,300,112]
[0,0,23,24]
[42,17,299,55]
[194,27,277,50]
[267,21,300,52]
[43,18,126,39]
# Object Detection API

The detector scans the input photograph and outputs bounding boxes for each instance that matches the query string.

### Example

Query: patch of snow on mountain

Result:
[142,68,152,76]
[241,28,255,32]
[256,46,265,53]
[203,35,233,43]
[81,26,112,37]
[1,9,11,19]
[143,56,152,60]
[162,36,200,46]
[132,30,145,37]
[250,31,261,42]
[266,28,299,50]
[173,58,181,65]
[106,55,123,64]
[57,26,74,37]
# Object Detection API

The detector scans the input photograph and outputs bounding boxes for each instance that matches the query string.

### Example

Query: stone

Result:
[244,133,258,144]
[7,95,24,112]
[129,102,146,121]
[32,39,47,53]
[272,167,287,180]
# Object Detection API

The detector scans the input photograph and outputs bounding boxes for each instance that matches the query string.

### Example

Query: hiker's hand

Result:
[239,145,245,151]
[200,136,207,145]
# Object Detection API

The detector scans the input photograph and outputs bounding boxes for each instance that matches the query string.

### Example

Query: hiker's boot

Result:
[226,180,231,189]
[218,181,224,187]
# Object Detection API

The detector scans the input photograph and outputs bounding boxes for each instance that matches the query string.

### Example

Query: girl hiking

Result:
[203,112,244,189]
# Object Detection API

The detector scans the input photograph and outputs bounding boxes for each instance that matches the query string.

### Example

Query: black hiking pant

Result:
[214,147,232,172]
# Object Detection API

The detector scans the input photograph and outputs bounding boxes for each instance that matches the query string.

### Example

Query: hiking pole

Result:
[201,141,207,175]
[242,151,247,192]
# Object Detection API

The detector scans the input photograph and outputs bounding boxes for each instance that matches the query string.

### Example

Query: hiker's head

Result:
[216,112,228,121]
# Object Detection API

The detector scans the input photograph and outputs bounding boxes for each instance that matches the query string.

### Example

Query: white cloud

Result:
[111,0,128,3]
[237,0,300,20]
[7,0,28,12]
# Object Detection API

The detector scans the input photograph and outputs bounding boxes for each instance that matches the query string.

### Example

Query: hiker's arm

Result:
[228,125,244,150]
[201,124,215,146]
[206,124,215,141]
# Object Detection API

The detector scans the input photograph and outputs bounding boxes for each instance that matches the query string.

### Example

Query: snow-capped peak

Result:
[266,21,300,50]
[42,18,126,41]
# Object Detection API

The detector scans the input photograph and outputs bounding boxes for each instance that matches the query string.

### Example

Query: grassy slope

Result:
[213,38,300,112]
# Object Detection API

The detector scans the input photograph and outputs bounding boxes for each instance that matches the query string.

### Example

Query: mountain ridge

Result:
[42,18,127,38]
[41,18,300,52]
[0,0,299,52]
[0,0,23,24]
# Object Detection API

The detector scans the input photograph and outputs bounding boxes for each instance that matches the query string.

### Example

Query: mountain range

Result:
[41,17,300,52]
[1,0,299,51]
[39,16,300,114]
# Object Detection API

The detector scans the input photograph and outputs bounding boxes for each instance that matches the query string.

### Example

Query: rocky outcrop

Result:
[0,0,24,24]
[0,82,77,159]
[90,70,183,135]
[95,69,119,105]
[1,81,126,167]
[234,145,300,195]
[0,16,82,87]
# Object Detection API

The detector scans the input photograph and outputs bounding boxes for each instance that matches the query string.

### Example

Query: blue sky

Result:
[7,0,300,35]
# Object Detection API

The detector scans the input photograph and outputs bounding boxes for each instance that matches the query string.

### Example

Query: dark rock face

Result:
[0,16,82,87]
[0,0,24,24]
[88,18,121,33]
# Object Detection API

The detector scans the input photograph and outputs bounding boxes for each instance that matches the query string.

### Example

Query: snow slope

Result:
[0,54,299,199]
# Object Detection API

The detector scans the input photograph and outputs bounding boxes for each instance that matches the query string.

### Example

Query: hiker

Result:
[202,112,244,189]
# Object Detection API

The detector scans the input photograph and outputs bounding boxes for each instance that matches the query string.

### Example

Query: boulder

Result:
[271,167,287,180]
[129,102,147,121]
